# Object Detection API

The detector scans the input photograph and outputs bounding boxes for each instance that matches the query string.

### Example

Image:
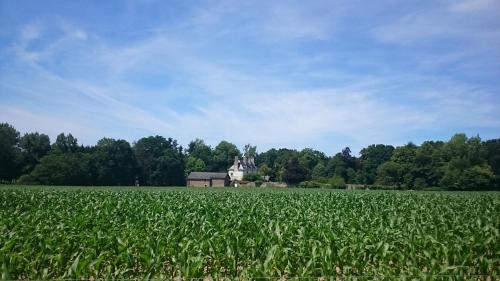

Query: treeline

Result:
[1,122,499,190]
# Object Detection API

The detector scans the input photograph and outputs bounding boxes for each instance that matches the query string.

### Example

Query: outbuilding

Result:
[186,172,230,187]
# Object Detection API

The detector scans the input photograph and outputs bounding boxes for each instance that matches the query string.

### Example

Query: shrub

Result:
[242,173,262,182]
[413,178,428,190]
[328,176,346,189]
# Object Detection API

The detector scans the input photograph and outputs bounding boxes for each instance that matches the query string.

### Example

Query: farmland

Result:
[0,187,499,279]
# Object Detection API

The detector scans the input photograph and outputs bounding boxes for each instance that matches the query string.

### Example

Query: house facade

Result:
[228,156,258,181]
[187,172,229,187]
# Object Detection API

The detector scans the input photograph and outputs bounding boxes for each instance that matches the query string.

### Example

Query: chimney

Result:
[234,156,239,170]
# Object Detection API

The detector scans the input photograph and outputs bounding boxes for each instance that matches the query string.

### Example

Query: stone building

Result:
[186,172,229,187]
[228,156,258,181]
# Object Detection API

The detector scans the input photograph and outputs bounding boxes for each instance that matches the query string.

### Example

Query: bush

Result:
[413,178,428,190]
[242,173,262,182]
[370,185,397,190]
[328,176,346,189]
[298,181,330,188]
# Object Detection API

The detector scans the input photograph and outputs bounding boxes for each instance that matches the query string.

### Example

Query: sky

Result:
[0,0,499,155]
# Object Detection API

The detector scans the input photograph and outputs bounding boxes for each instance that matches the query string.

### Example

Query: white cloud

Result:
[373,2,500,45]
[1,10,499,154]
[21,24,41,41]
[448,0,499,12]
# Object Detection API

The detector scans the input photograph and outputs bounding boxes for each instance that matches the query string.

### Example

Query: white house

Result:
[228,156,258,181]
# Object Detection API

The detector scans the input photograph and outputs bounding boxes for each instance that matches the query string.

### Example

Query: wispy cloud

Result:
[0,1,498,154]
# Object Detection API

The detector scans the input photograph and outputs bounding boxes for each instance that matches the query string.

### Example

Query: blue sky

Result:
[0,0,499,155]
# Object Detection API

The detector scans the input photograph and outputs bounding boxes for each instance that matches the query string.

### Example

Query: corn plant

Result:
[0,187,498,279]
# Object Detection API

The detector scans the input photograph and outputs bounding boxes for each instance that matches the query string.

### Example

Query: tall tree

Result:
[19,132,51,174]
[440,134,493,190]
[212,141,240,172]
[483,139,500,175]
[93,138,137,185]
[358,144,395,184]
[283,157,308,185]
[298,148,326,179]
[483,139,500,189]
[0,123,21,181]
[18,152,93,185]
[311,162,327,179]
[53,133,79,154]
[376,161,403,188]
[187,139,212,169]
[134,136,185,186]
[391,142,418,188]
[185,156,206,176]
[243,144,257,159]
[414,141,444,187]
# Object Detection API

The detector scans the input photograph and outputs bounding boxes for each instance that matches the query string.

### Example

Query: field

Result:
[0,186,499,279]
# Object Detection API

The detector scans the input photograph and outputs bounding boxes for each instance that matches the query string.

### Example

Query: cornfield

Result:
[1,187,499,279]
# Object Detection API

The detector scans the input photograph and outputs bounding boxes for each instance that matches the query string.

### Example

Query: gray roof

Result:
[187,172,228,180]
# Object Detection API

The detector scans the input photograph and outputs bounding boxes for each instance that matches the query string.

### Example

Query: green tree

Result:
[298,148,326,179]
[441,162,494,190]
[414,141,444,187]
[0,123,21,181]
[326,154,347,180]
[19,152,93,185]
[439,134,493,190]
[187,139,212,169]
[358,144,394,184]
[311,162,327,179]
[391,143,418,188]
[376,161,403,188]
[53,133,79,154]
[328,175,346,189]
[243,144,257,159]
[185,156,206,176]
[19,132,51,174]
[258,163,271,177]
[93,138,137,185]
[283,157,308,185]
[134,136,185,186]
[483,139,500,175]
[483,139,500,189]
[212,141,240,172]
[150,151,185,186]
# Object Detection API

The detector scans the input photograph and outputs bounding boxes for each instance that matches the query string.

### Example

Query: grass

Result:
[1,186,499,279]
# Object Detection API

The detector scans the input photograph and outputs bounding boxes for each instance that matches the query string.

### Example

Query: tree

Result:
[19,132,51,174]
[298,148,326,179]
[311,162,327,179]
[134,136,185,186]
[414,141,444,187]
[258,164,271,177]
[187,139,212,169]
[256,148,298,181]
[439,134,493,190]
[53,133,79,154]
[441,162,494,190]
[93,138,137,185]
[243,144,257,159]
[376,161,403,187]
[358,144,394,184]
[212,141,240,172]
[283,157,308,185]
[483,139,500,175]
[18,152,93,185]
[185,156,206,176]
[326,154,347,179]
[390,142,418,188]
[150,150,185,186]
[0,123,21,181]
[483,139,500,190]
